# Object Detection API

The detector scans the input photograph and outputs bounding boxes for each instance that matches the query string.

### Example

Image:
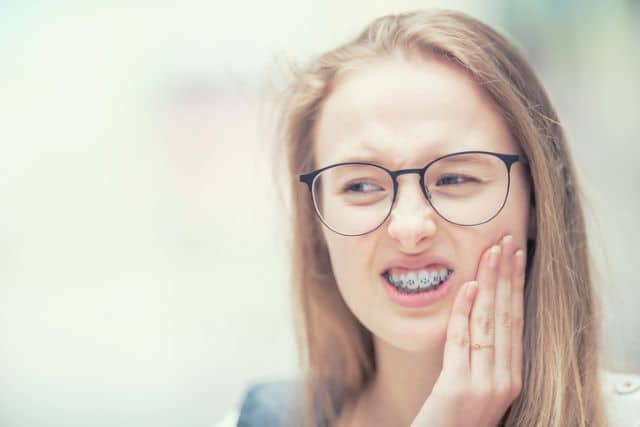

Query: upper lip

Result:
[381,254,453,273]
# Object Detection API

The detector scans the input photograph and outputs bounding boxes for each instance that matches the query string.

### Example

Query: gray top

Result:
[236,380,305,427]
[217,370,640,427]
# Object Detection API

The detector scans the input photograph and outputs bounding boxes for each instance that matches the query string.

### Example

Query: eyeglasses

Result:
[299,150,528,236]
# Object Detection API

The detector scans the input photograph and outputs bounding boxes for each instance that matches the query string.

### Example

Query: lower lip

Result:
[381,272,455,308]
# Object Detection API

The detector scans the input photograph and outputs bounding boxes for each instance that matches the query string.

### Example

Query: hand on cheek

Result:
[410,236,526,427]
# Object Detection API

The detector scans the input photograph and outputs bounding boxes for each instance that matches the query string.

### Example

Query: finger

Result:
[511,248,526,392]
[442,281,479,377]
[470,243,500,384]
[494,235,515,386]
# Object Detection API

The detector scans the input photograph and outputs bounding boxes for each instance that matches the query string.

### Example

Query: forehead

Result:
[313,55,517,168]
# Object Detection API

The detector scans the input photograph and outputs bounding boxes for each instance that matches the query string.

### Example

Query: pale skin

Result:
[313,53,533,427]
[409,237,525,427]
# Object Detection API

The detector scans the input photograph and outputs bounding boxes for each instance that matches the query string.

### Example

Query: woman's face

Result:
[313,54,532,352]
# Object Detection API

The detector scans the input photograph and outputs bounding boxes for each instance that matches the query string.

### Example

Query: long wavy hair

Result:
[278,9,607,426]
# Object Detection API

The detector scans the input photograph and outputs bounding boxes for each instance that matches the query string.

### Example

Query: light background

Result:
[0,1,638,426]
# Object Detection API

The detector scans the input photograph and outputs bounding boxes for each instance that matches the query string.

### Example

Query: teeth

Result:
[388,268,451,291]
[430,271,438,284]
[418,271,430,289]
[405,272,418,290]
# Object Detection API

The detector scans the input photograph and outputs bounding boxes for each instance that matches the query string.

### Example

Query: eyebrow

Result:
[437,153,496,167]
[332,150,500,171]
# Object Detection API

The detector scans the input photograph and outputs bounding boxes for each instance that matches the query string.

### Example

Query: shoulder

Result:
[235,379,304,427]
[218,372,640,426]
[600,369,640,427]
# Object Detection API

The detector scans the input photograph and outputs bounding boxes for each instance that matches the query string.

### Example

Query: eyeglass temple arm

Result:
[299,172,315,190]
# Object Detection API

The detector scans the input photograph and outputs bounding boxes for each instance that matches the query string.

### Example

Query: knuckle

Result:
[448,331,469,348]
[472,383,494,399]
[495,379,511,397]
[512,315,524,331]
[511,379,523,399]
[474,312,495,336]
[499,311,511,328]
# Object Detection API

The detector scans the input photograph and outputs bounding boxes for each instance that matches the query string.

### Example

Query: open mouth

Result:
[382,267,454,294]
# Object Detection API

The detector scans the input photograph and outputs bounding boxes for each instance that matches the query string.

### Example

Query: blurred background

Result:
[0,1,638,426]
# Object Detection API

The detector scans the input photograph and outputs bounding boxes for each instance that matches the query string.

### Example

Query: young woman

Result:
[226,9,640,427]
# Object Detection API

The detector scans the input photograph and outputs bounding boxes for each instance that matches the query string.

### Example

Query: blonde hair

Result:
[279,9,607,426]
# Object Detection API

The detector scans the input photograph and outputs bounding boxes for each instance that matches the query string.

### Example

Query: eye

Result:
[345,181,383,193]
[436,175,473,186]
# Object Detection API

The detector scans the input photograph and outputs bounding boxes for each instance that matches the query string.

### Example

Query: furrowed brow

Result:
[335,142,449,168]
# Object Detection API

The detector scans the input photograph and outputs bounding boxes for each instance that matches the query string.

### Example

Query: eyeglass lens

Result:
[311,152,509,235]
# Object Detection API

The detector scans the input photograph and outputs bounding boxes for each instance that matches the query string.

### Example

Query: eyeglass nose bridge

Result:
[388,167,433,208]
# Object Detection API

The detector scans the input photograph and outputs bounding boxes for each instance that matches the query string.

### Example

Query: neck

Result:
[358,337,443,426]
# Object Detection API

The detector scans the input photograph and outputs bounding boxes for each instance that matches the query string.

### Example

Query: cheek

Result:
[502,173,532,242]
[479,186,530,259]
[453,180,531,279]
[323,232,370,288]
[322,231,380,320]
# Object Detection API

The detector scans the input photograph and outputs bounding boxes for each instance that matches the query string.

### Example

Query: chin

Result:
[375,321,449,353]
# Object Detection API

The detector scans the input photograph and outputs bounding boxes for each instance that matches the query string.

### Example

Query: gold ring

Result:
[471,343,494,350]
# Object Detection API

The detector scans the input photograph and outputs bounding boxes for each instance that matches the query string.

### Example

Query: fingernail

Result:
[490,245,501,267]
[503,235,513,244]
[466,281,478,298]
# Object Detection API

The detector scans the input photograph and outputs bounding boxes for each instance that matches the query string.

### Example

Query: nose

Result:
[386,176,437,251]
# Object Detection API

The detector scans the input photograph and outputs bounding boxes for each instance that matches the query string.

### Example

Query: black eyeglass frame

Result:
[299,150,529,237]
